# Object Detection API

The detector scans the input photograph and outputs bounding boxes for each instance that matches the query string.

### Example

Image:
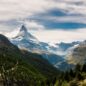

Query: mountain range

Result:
[9,25,82,71]
[0,25,86,85]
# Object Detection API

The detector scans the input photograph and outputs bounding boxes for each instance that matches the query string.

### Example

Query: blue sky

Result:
[0,0,86,43]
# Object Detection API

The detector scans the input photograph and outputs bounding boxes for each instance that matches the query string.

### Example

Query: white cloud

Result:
[25,21,45,30]
[5,29,19,38]
[44,16,86,24]
[30,28,86,43]
[0,0,86,43]
[0,0,56,21]
[2,24,86,43]
[0,24,12,32]
[0,0,86,21]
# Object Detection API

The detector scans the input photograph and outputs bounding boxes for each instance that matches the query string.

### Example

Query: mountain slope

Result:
[11,25,40,53]
[21,50,59,77]
[0,37,43,86]
[66,40,86,65]
[0,34,59,85]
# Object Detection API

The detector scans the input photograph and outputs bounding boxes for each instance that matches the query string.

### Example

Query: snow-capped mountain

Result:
[40,41,80,58]
[11,25,79,56]
[10,25,80,70]
[54,42,80,56]
[11,25,42,53]
[13,25,38,42]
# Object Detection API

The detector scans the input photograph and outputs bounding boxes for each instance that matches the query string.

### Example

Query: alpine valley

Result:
[10,25,80,70]
[0,25,86,86]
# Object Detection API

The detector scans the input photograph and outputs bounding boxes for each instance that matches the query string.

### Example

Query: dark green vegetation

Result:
[0,34,59,86]
[0,34,86,86]
[21,50,58,78]
[54,63,86,86]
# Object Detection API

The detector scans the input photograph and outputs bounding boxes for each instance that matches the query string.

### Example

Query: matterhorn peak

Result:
[12,24,38,43]
[20,25,27,33]
[18,25,29,37]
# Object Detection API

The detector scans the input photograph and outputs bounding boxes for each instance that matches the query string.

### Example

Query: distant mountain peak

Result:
[12,24,38,43]
[20,25,28,33]
[18,25,29,37]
